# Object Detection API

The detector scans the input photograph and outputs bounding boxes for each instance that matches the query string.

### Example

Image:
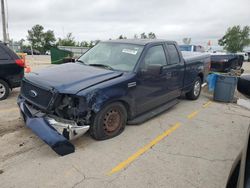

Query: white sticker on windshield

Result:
[122,49,138,55]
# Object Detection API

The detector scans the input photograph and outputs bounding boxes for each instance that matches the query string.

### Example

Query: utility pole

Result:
[1,0,8,43]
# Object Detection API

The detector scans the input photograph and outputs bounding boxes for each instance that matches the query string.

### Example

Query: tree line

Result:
[17,24,157,54]
[218,25,250,53]
[18,24,97,54]
[14,24,250,54]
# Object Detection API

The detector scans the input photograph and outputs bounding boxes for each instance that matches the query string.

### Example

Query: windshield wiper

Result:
[76,59,86,64]
[88,63,114,70]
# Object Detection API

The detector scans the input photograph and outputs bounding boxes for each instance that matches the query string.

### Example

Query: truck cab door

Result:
[135,44,170,115]
[163,43,185,99]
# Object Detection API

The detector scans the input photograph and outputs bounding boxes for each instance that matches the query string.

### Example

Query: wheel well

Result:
[90,100,132,122]
[198,73,204,83]
[0,78,11,88]
[116,100,131,119]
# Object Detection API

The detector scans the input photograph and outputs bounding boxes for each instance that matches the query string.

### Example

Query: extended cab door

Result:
[163,42,185,99]
[135,44,171,115]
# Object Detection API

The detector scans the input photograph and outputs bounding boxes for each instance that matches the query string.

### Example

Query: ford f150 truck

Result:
[18,39,210,155]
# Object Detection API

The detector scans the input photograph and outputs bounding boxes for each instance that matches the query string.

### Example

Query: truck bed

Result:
[182,51,211,84]
[182,51,210,62]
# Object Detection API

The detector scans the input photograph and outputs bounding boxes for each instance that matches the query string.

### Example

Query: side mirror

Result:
[142,64,163,76]
[63,57,75,63]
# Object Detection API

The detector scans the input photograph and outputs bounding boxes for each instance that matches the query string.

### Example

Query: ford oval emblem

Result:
[29,90,38,98]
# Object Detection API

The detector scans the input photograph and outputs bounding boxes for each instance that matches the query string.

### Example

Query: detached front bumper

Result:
[17,97,89,156]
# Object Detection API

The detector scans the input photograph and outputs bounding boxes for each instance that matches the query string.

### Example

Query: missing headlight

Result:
[54,95,89,123]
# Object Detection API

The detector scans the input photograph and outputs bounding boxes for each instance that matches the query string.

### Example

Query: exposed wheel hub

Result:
[103,109,122,133]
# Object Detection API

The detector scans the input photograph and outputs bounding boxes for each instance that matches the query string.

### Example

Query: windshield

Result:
[78,42,143,71]
[179,45,192,52]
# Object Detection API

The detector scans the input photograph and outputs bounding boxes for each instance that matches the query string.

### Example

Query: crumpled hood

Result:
[25,63,123,94]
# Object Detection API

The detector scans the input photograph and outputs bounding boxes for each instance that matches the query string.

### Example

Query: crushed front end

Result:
[18,79,90,156]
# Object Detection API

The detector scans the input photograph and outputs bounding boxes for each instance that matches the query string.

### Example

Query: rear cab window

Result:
[166,43,180,65]
[0,43,19,61]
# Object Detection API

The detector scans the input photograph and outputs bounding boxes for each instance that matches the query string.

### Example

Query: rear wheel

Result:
[90,102,127,140]
[0,80,10,100]
[186,77,201,100]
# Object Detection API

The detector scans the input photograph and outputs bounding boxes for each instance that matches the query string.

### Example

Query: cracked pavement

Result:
[0,57,250,188]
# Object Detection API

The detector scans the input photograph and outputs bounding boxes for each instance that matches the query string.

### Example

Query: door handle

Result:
[166,72,172,79]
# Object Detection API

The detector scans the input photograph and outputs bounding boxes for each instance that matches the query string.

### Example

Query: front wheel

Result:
[90,102,127,140]
[186,77,202,100]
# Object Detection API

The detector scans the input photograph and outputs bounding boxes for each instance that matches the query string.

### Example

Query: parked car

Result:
[22,49,41,55]
[237,74,250,99]
[226,125,250,188]
[0,42,24,100]
[228,75,250,188]
[179,44,205,52]
[17,39,210,155]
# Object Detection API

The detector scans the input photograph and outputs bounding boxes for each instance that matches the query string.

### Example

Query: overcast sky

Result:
[1,0,250,46]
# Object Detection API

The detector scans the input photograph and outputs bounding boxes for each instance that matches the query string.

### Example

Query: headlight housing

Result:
[54,95,89,123]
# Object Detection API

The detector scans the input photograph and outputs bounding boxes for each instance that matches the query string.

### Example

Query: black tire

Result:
[186,77,202,100]
[90,102,127,140]
[0,79,10,101]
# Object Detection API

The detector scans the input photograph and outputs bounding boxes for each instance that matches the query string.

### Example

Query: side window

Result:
[0,46,11,60]
[144,45,167,66]
[166,44,180,64]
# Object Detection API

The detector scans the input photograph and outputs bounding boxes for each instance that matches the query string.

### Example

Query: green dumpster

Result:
[50,47,74,64]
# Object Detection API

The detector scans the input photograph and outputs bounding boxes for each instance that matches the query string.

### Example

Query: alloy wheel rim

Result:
[194,81,201,96]
[0,83,6,98]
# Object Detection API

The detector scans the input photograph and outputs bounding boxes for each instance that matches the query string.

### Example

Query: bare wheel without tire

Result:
[186,77,201,100]
[0,79,10,101]
[90,102,127,140]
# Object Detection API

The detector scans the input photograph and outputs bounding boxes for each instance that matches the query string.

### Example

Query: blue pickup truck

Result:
[18,39,210,155]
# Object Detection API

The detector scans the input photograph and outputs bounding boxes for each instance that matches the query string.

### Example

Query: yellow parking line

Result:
[108,100,213,175]
[187,110,199,119]
[203,101,212,108]
[108,122,181,175]
[0,107,18,113]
